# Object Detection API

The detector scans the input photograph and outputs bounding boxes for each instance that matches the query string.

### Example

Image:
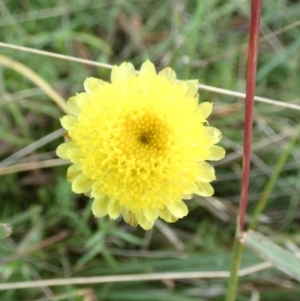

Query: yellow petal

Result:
[139,60,156,76]
[111,62,136,84]
[198,102,213,119]
[56,142,73,159]
[185,80,199,98]
[91,184,106,199]
[67,148,83,164]
[76,92,89,108]
[123,209,138,227]
[143,208,159,223]
[159,207,178,223]
[207,145,225,161]
[207,126,222,144]
[60,115,77,130]
[107,198,122,219]
[67,96,80,115]
[136,210,154,230]
[67,164,81,182]
[197,162,216,182]
[167,201,188,218]
[84,77,107,94]
[92,196,110,218]
[158,67,177,80]
[72,174,93,194]
[195,182,214,197]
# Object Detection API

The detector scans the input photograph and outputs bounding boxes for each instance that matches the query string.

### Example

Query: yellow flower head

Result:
[56,60,225,230]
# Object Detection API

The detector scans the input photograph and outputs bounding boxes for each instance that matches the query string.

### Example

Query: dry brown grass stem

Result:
[0,54,69,114]
[0,252,299,291]
[0,159,69,176]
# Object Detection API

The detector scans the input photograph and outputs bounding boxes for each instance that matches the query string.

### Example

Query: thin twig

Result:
[198,84,300,111]
[0,42,299,111]
[0,42,113,69]
[1,252,300,291]
[0,159,69,176]
[0,231,69,264]
[238,0,262,234]
[0,272,230,291]
[0,128,65,168]
[226,1,262,300]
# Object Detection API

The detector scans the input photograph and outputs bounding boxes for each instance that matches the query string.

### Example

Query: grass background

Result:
[1,0,300,300]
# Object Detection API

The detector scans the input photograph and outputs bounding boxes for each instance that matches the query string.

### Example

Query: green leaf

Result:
[240,231,300,281]
[0,223,12,239]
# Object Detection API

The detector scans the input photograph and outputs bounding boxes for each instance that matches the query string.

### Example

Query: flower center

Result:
[139,132,151,145]
[117,113,170,161]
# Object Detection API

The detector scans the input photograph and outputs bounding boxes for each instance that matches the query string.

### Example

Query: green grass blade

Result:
[250,127,300,229]
[240,231,300,281]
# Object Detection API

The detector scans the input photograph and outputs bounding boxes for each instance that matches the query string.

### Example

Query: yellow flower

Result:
[56,60,225,230]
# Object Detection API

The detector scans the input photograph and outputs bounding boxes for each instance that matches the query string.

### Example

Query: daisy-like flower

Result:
[56,60,225,230]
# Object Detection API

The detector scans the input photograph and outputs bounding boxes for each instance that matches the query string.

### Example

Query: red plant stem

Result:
[238,0,262,233]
